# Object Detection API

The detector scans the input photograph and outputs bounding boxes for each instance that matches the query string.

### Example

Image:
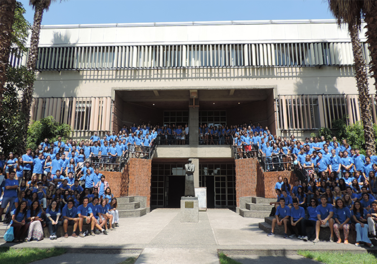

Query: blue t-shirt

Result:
[88,203,100,219]
[360,199,374,208]
[4,179,18,198]
[92,173,102,185]
[32,189,46,200]
[51,159,63,174]
[316,204,334,220]
[79,174,94,188]
[62,205,78,218]
[275,205,290,218]
[71,185,84,193]
[77,204,93,216]
[307,206,318,221]
[275,182,283,190]
[22,154,33,170]
[46,208,61,221]
[333,207,351,223]
[290,206,305,221]
[351,209,368,222]
[27,209,43,219]
[11,209,26,222]
[33,158,44,174]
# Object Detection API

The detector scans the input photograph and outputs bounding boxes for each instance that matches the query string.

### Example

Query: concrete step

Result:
[246,203,273,211]
[119,208,147,218]
[239,208,271,218]
[117,196,135,204]
[252,197,276,204]
[259,218,357,243]
[117,202,140,210]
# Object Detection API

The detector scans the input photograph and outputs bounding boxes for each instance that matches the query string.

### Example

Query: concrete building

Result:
[15,19,377,209]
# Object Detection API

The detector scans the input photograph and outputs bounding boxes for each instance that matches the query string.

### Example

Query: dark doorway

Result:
[206,176,215,208]
[167,176,185,208]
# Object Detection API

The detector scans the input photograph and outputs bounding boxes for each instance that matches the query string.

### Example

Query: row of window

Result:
[9,42,371,70]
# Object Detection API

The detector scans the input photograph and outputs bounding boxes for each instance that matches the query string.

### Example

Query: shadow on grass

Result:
[0,247,67,264]
[298,250,377,264]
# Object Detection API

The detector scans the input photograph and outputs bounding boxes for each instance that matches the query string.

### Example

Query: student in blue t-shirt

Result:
[290,199,306,239]
[333,198,351,244]
[0,171,19,221]
[22,149,34,181]
[11,201,29,242]
[314,195,335,243]
[46,200,61,240]
[62,200,79,238]
[303,198,318,241]
[77,197,94,237]
[268,198,291,238]
[351,201,373,247]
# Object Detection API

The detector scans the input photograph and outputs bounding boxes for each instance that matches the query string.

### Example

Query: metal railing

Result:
[232,145,295,172]
[90,142,157,171]
[260,153,294,172]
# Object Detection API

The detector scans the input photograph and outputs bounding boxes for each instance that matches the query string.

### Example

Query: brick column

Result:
[128,158,152,207]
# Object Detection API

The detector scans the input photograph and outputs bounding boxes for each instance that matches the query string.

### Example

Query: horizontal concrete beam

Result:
[155,146,233,158]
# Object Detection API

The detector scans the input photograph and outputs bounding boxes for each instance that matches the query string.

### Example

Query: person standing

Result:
[0,171,19,222]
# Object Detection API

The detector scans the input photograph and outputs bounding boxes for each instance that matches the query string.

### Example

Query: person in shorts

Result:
[314,195,334,243]
[62,200,79,238]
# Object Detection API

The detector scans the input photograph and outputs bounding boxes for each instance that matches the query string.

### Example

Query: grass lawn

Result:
[218,252,241,264]
[298,250,377,264]
[0,247,66,264]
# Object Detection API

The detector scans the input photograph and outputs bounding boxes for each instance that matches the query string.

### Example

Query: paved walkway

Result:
[1,209,370,263]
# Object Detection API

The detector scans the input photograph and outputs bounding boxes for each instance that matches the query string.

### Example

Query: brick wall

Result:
[235,158,257,207]
[263,171,296,198]
[99,158,152,204]
[127,158,152,207]
[99,171,123,197]
[235,158,297,203]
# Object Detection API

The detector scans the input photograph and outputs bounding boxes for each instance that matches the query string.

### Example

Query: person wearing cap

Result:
[32,181,47,209]
[95,175,109,199]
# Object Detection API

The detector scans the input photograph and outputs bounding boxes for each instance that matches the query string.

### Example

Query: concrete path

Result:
[1,209,371,263]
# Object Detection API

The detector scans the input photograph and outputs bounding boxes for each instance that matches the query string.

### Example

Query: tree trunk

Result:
[364,4,377,101]
[21,2,44,152]
[0,0,16,113]
[349,24,376,154]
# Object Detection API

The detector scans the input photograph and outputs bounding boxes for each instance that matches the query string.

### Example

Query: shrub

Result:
[27,116,71,151]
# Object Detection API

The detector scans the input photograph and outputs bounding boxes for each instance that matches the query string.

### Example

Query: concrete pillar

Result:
[189,107,199,146]
[192,158,199,188]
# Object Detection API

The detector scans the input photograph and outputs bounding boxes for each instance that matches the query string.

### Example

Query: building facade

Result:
[14,19,377,209]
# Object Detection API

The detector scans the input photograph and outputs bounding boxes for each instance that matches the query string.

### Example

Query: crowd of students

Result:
[269,165,377,247]
[0,131,142,242]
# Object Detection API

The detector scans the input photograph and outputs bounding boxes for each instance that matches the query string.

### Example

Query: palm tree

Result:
[21,0,56,150]
[0,0,17,113]
[362,2,377,100]
[328,0,376,154]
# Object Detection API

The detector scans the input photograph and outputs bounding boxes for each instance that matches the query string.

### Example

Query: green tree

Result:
[27,116,71,151]
[0,2,32,155]
[21,0,60,152]
[328,0,376,154]
[0,0,17,113]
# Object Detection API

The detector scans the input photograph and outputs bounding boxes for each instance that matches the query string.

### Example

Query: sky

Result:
[18,0,334,25]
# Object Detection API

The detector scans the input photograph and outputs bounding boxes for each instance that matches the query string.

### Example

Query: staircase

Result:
[237,197,275,218]
[117,196,149,218]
